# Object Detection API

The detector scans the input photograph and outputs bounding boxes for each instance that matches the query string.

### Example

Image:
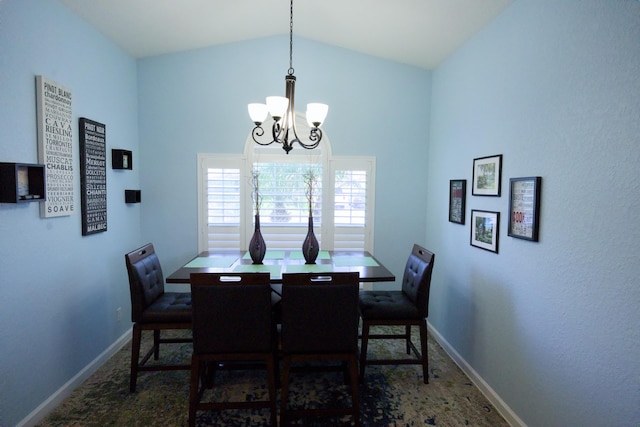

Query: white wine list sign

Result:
[36,75,74,218]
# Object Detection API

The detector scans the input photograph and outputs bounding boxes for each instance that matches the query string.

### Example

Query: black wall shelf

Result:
[112,149,132,170]
[125,189,141,203]
[0,162,46,203]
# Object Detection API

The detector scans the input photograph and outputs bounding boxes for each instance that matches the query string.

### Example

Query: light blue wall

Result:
[136,36,431,286]
[427,1,640,425]
[0,1,430,424]
[0,0,140,425]
[3,0,638,426]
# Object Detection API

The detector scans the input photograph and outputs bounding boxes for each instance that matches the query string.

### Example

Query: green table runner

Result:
[184,256,238,268]
[288,250,331,260]
[242,250,286,260]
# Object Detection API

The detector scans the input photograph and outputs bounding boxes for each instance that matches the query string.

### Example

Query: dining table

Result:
[166,249,396,286]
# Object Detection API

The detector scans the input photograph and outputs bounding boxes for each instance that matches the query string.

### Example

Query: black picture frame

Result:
[472,154,502,196]
[470,209,500,253]
[508,176,542,241]
[448,179,466,224]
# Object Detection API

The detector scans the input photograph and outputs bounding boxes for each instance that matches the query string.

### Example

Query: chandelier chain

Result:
[288,0,294,75]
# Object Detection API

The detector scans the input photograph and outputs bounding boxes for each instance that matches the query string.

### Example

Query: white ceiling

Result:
[57,0,513,70]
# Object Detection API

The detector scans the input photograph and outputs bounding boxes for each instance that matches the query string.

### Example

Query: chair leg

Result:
[266,356,278,427]
[280,356,292,426]
[130,323,142,393]
[419,319,429,384]
[348,356,361,426]
[188,356,201,427]
[153,329,161,360]
[202,361,216,389]
[405,325,412,354]
[359,322,370,382]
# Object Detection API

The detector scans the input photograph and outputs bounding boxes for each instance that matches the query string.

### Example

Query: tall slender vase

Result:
[249,214,266,264]
[302,213,319,264]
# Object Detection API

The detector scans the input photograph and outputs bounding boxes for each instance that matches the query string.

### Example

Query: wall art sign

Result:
[508,176,541,241]
[79,118,107,235]
[36,75,74,218]
[448,179,466,224]
[472,154,502,196]
[470,209,500,253]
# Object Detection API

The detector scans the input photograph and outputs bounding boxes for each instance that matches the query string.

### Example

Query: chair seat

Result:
[140,292,192,323]
[359,291,421,320]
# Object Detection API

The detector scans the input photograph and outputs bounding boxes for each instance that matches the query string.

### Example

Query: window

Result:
[332,163,374,250]
[197,132,375,253]
[197,155,244,250]
[251,161,323,249]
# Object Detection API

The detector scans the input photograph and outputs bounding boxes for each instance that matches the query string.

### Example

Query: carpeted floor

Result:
[36,327,509,426]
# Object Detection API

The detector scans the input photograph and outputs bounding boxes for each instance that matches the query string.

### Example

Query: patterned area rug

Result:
[37,327,508,426]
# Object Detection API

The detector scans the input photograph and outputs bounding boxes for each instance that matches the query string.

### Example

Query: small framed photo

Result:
[470,210,500,253]
[508,176,542,241]
[472,154,502,196]
[448,179,466,224]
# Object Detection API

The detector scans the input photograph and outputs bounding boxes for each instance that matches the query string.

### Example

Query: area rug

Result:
[36,327,509,426]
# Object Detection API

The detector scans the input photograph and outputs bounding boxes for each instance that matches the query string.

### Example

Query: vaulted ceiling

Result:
[57,0,513,69]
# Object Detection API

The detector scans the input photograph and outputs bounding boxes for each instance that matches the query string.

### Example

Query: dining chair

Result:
[188,272,277,427]
[124,243,192,392]
[358,244,435,384]
[280,272,361,426]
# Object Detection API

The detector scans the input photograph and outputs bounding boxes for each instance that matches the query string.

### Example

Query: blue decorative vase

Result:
[249,214,266,264]
[302,214,319,264]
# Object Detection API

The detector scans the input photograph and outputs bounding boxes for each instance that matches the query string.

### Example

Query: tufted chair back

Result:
[125,243,165,323]
[281,272,360,354]
[400,244,435,318]
[190,272,273,355]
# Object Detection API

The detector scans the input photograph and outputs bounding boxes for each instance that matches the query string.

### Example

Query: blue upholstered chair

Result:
[280,272,361,426]
[125,243,192,392]
[358,244,435,384]
[188,272,277,426]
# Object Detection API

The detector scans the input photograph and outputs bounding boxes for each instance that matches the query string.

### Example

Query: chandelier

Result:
[247,0,328,154]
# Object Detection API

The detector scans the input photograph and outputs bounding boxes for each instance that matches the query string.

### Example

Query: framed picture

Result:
[448,179,466,224]
[508,176,542,241]
[470,210,500,253]
[472,154,502,196]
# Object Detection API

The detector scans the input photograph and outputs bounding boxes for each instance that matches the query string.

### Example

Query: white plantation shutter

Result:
[197,155,244,252]
[331,158,375,252]
[198,144,375,253]
[251,162,323,250]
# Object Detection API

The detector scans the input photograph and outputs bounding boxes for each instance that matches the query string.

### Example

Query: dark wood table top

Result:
[166,249,395,284]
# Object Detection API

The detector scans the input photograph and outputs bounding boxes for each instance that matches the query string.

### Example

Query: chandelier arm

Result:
[288,109,320,150]
[251,125,267,144]
[272,121,285,144]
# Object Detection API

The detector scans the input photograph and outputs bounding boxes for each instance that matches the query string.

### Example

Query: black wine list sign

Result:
[79,118,107,235]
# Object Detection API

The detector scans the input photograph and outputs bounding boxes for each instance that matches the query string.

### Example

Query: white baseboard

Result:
[17,328,132,427]
[427,322,527,427]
